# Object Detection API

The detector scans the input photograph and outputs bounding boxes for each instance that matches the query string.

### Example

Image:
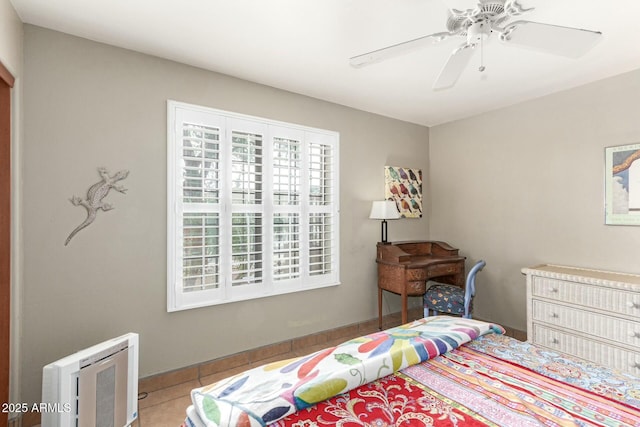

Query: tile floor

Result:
[135,320,387,426]
[133,313,526,427]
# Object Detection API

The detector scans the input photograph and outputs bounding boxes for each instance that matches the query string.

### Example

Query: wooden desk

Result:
[376,240,465,328]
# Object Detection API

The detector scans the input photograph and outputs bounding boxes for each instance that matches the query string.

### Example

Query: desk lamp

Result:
[369,200,400,244]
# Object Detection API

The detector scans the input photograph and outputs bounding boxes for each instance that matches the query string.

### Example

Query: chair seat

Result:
[424,260,485,319]
[424,283,465,315]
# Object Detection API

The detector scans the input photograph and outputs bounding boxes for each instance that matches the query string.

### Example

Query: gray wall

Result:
[21,25,430,404]
[430,69,640,330]
[0,0,22,74]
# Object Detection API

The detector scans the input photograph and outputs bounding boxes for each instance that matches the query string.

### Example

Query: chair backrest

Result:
[464,260,486,318]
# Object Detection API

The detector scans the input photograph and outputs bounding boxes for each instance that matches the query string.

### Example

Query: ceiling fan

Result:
[349,0,603,90]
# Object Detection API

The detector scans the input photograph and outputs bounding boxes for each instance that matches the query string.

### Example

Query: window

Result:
[167,101,340,311]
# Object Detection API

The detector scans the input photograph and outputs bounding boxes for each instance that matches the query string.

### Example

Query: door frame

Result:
[0,59,15,427]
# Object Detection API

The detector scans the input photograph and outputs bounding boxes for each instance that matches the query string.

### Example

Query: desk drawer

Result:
[407,281,426,295]
[406,268,428,281]
[427,262,463,278]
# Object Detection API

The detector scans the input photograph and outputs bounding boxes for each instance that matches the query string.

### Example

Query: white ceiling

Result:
[9,0,640,126]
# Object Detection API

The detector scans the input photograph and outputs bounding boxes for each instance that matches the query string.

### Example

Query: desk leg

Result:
[378,287,383,330]
[401,291,408,325]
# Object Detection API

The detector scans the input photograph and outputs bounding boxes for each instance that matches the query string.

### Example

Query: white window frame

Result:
[167,101,340,311]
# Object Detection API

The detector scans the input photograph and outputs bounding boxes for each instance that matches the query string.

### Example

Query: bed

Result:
[182,316,640,426]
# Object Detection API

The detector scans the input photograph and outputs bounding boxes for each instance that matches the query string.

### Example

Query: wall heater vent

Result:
[42,333,139,427]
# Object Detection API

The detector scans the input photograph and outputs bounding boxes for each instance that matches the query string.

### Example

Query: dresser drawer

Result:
[532,277,640,320]
[532,300,640,350]
[532,323,640,376]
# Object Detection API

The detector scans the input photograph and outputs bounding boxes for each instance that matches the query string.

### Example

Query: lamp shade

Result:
[369,200,400,220]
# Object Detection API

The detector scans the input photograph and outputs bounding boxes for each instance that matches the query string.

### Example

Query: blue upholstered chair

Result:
[423,260,486,319]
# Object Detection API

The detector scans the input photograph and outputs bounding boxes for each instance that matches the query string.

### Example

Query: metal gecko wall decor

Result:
[65,167,129,246]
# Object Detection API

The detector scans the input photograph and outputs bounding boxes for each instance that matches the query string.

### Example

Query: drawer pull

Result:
[628,301,640,309]
[551,338,559,345]
[549,287,559,293]
[550,313,559,318]
[629,331,640,338]
[631,362,640,370]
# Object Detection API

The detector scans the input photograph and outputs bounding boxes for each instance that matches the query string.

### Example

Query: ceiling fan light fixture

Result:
[467,20,492,44]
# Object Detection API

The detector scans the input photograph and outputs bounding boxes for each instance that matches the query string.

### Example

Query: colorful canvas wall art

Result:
[384,166,422,218]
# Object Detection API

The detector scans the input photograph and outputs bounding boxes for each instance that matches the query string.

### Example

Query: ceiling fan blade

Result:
[439,0,478,12]
[501,20,602,58]
[350,32,451,68]
[433,43,476,90]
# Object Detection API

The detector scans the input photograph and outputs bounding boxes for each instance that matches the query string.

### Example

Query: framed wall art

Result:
[605,143,640,225]
[384,165,422,218]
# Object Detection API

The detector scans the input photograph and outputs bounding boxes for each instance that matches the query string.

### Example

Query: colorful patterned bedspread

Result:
[272,336,640,426]
[188,317,502,427]
[185,318,640,427]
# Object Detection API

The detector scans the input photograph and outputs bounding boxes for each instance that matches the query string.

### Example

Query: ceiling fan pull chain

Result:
[479,28,486,72]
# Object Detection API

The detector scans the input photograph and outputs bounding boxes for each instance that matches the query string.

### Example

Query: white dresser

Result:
[522,264,640,376]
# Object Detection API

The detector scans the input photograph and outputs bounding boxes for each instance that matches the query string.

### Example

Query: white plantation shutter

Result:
[307,135,337,283]
[273,213,300,281]
[181,123,221,204]
[231,213,263,287]
[182,213,219,292]
[179,122,221,297]
[273,137,301,205]
[231,130,263,205]
[309,141,334,206]
[309,213,333,276]
[229,125,265,295]
[167,101,339,311]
